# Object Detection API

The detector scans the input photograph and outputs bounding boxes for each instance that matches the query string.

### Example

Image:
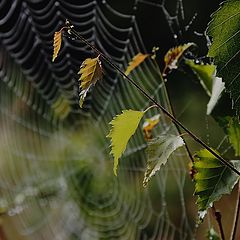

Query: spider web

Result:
[0,0,213,239]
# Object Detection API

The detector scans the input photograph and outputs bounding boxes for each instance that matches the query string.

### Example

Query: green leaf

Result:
[193,149,240,214]
[185,60,216,96]
[207,77,225,115]
[107,110,144,176]
[207,227,220,240]
[185,60,225,115]
[227,117,240,156]
[207,0,240,115]
[143,135,185,187]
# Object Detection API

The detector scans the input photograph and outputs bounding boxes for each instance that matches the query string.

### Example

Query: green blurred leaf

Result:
[227,117,240,156]
[143,135,185,187]
[107,110,144,176]
[207,0,240,115]
[207,227,220,240]
[193,149,240,214]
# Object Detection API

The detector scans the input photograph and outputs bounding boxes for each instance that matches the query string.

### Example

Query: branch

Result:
[231,181,240,240]
[212,205,225,240]
[66,21,240,177]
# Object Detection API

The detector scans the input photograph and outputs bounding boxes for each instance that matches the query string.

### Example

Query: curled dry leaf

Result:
[125,53,149,76]
[52,31,62,62]
[142,114,160,140]
[163,43,195,76]
[78,55,102,108]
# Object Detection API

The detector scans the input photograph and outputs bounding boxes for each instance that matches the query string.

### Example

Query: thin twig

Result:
[212,205,225,240]
[153,59,194,163]
[231,181,240,240]
[67,23,240,176]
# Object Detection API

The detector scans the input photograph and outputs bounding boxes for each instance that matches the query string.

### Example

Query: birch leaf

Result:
[227,117,240,156]
[185,60,225,115]
[193,149,240,216]
[125,53,149,76]
[207,0,240,115]
[142,114,160,140]
[163,43,195,76]
[52,31,62,62]
[185,60,216,96]
[78,55,102,108]
[107,110,144,175]
[143,135,185,187]
[207,77,225,115]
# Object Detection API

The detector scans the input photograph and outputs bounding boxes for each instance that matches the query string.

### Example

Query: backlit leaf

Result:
[186,60,216,96]
[185,60,225,115]
[125,53,149,76]
[142,114,160,140]
[207,0,240,114]
[78,55,102,108]
[107,110,144,175]
[163,43,195,76]
[193,149,240,217]
[52,31,62,62]
[227,117,240,156]
[143,135,185,187]
[207,77,225,115]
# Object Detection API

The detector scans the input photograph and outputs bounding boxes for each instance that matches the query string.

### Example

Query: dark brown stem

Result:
[212,205,225,240]
[68,25,240,176]
[0,225,7,240]
[231,181,240,240]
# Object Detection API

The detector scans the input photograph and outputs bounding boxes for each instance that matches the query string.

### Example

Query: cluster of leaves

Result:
[52,0,240,235]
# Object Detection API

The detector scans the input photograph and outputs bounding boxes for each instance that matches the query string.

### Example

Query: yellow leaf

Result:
[78,55,102,108]
[163,43,195,76]
[52,31,62,62]
[142,114,160,140]
[125,53,149,76]
[107,110,145,175]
